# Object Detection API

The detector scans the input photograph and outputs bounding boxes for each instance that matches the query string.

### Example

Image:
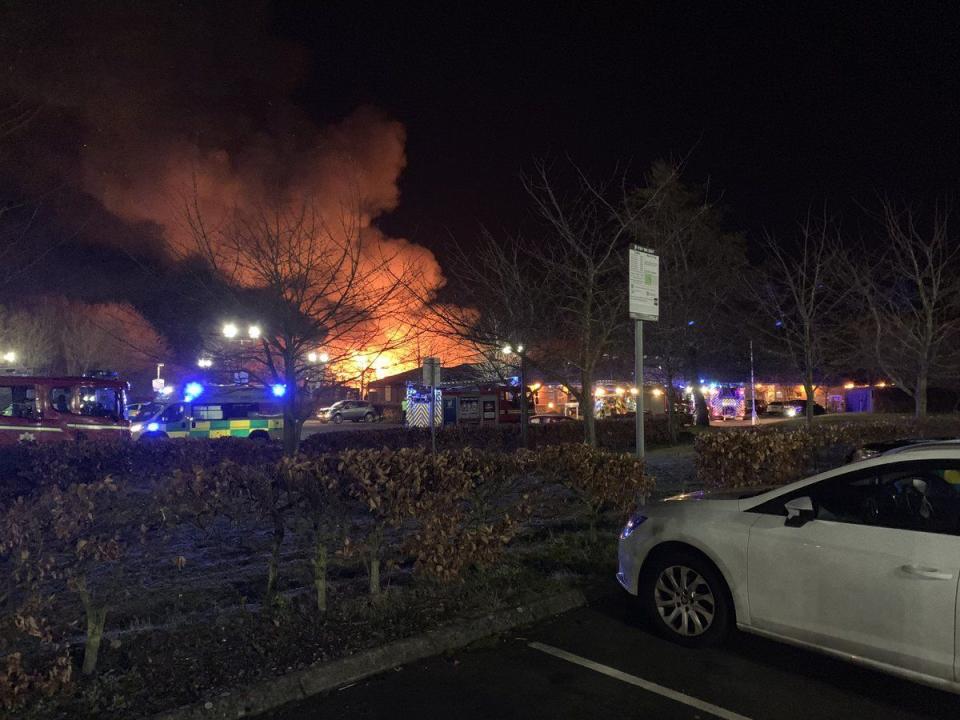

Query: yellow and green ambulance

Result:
[129,384,283,441]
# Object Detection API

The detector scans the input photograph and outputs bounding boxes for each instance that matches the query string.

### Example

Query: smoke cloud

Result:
[0,1,445,295]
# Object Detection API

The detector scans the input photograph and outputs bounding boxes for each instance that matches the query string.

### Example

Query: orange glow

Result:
[843,382,855,390]
[874,381,887,388]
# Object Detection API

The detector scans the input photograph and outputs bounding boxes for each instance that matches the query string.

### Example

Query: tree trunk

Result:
[282,362,300,457]
[803,374,815,428]
[916,368,929,417]
[580,367,597,447]
[369,555,381,596]
[77,579,107,676]
[313,539,328,613]
[686,348,710,426]
[664,368,678,444]
[265,520,284,604]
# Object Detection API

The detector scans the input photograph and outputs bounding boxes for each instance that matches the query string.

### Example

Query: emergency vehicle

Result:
[0,375,130,444]
[129,383,283,440]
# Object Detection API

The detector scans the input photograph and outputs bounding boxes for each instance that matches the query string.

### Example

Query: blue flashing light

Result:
[687,320,696,326]
[146,422,160,432]
[271,383,287,397]
[775,320,783,327]
[183,395,194,403]
[185,382,204,399]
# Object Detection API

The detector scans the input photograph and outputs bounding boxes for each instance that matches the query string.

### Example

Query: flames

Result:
[2,3,476,383]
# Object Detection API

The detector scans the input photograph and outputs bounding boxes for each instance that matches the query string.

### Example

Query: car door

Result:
[747,460,960,682]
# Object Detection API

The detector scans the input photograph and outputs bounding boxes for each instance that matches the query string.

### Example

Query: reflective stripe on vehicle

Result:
[65,424,128,431]
[0,425,63,432]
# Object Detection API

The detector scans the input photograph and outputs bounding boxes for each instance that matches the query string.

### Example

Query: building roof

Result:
[367,363,499,389]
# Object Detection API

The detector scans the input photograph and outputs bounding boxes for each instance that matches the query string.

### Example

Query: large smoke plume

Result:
[0,1,444,296]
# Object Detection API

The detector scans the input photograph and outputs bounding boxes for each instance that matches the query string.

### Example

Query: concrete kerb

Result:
[147,587,587,720]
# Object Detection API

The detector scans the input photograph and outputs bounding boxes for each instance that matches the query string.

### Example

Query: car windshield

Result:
[130,402,163,421]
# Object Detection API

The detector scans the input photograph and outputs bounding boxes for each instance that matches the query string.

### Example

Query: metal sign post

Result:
[629,245,660,459]
[423,357,441,454]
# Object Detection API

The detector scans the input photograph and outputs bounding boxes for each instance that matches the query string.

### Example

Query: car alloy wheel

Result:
[654,565,716,637]
[364,412,374,422]
[333,414,343,424]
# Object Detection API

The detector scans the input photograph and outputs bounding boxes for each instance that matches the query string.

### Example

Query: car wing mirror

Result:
[785,496,815,527]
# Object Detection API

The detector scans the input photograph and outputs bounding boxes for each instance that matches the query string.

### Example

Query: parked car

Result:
[618,441,960,693]
[317,400,380,424]
[766,398,826,417]
[848,437,960,462]
[529,413,576,425]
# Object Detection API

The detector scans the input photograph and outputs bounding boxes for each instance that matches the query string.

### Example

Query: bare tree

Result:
[748,213,851,426]
[629,160,746,433]
[184,194,423,455]
[851,201,960,416]
[431,161,653,446]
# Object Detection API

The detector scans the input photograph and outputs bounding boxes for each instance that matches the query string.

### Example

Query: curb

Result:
[148,587,587,720]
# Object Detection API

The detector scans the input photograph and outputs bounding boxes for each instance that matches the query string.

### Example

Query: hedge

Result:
[0,444,652,710]
[695,416,960,488]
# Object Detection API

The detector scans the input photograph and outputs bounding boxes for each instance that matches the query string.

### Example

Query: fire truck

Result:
[0,376,130,444]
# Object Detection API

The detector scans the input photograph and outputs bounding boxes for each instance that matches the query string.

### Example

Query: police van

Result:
[129,384,283,441]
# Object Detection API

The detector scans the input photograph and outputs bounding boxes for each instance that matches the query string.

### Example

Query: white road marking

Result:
[529,641,752,720]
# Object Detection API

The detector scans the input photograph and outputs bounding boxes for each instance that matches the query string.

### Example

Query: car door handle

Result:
[900,565,954,581]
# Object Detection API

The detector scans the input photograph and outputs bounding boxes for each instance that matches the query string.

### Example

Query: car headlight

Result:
[146,422,160,432]
[785,407,797,417]
[620,511,648,540]
[130,423,143,433]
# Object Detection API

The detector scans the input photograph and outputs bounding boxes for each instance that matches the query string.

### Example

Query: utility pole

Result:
[520,349,529,448]
[750,340,758,426]
[629,245,659,461]
[635,320,644,458]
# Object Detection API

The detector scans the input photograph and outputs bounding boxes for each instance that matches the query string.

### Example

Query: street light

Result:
[307,351,318,363]
[318,351,329,363]
[1,351,15,364]
[247,325,261,340]
[222,322,239,339]
[197,357,213,368]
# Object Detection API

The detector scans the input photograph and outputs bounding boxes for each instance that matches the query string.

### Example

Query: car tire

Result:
[332,414,343,425]
[639,548,732,648]
[248,430,270,442]
[364,412,375,423]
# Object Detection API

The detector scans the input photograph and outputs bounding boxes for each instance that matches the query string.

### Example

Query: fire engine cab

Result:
[0,376,130,444]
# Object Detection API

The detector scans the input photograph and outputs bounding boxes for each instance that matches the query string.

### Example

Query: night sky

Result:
[280,2,960,251]
[3,1,960,280]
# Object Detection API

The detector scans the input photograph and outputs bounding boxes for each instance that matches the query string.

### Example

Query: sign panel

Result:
[629,245,660,322]
[422,356,441,386]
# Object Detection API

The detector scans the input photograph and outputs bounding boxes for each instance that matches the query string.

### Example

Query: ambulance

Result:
[129,383,283,441]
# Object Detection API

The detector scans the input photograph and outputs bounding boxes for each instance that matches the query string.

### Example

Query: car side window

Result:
[753,461,960,535]
[0,385,38,420]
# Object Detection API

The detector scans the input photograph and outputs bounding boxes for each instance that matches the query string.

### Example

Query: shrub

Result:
[695,416,960,488]
[522,444,653,540]
[0,476,155,679]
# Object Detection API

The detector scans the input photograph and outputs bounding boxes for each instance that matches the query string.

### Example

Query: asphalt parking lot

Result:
[260,589,959,720]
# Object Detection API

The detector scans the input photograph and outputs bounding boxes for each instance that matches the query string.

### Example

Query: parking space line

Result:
[528,642,752,720]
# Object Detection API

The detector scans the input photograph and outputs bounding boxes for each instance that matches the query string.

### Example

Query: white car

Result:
[618,443,960,693]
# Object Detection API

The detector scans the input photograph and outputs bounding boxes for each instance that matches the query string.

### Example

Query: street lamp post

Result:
[503,343,529,448]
